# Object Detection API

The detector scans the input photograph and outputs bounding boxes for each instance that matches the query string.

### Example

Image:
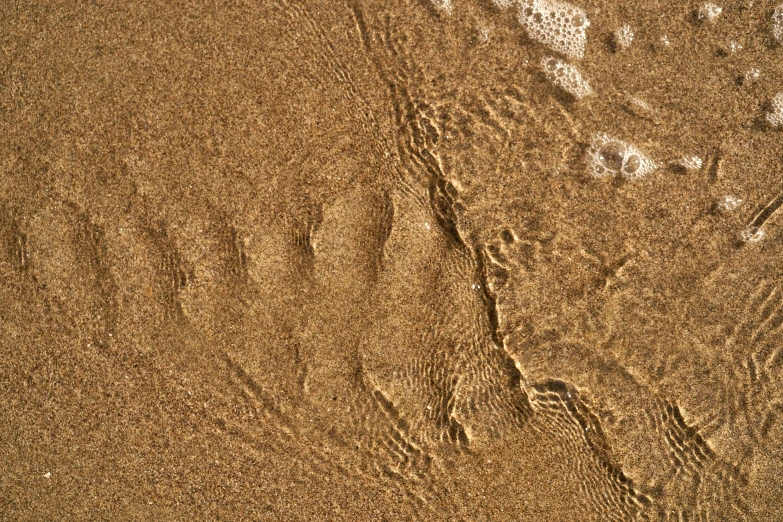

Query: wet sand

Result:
[2,0,783,520]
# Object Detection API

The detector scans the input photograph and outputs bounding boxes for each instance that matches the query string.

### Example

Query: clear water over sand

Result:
[2,1,783,520]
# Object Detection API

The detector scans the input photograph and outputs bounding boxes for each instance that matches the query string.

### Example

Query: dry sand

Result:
[2,0,783,520]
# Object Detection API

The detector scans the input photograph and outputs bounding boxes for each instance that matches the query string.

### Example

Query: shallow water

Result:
[2,0,783,520]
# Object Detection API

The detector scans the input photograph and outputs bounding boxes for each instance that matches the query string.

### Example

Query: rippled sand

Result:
[2,1,783,520]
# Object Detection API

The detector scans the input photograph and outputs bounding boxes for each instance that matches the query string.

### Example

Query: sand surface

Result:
[2,0,783,520]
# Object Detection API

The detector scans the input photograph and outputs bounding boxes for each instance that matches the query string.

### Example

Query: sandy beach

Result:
[2,0,782,519]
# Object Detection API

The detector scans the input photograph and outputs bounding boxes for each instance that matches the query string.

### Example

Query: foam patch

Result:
[518,0,589,60]
[586,133,658,180]
[541,56,592,99]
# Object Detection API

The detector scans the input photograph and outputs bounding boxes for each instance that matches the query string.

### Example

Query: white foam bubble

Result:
[773,4,783,42]
[727,40,743,53]
[430,0,453,14]
[741,226,765,243]
[678,155,703,171]
[518,0,589,60]
[768,112,783,128]
[698,3,722,22]
[625,94,655,115]
[541,56,592,99]
[614,24,634,50]
[587,133,658,180]
[744,67,760,84]
[717,195,742,213]
[766,92,783,128]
